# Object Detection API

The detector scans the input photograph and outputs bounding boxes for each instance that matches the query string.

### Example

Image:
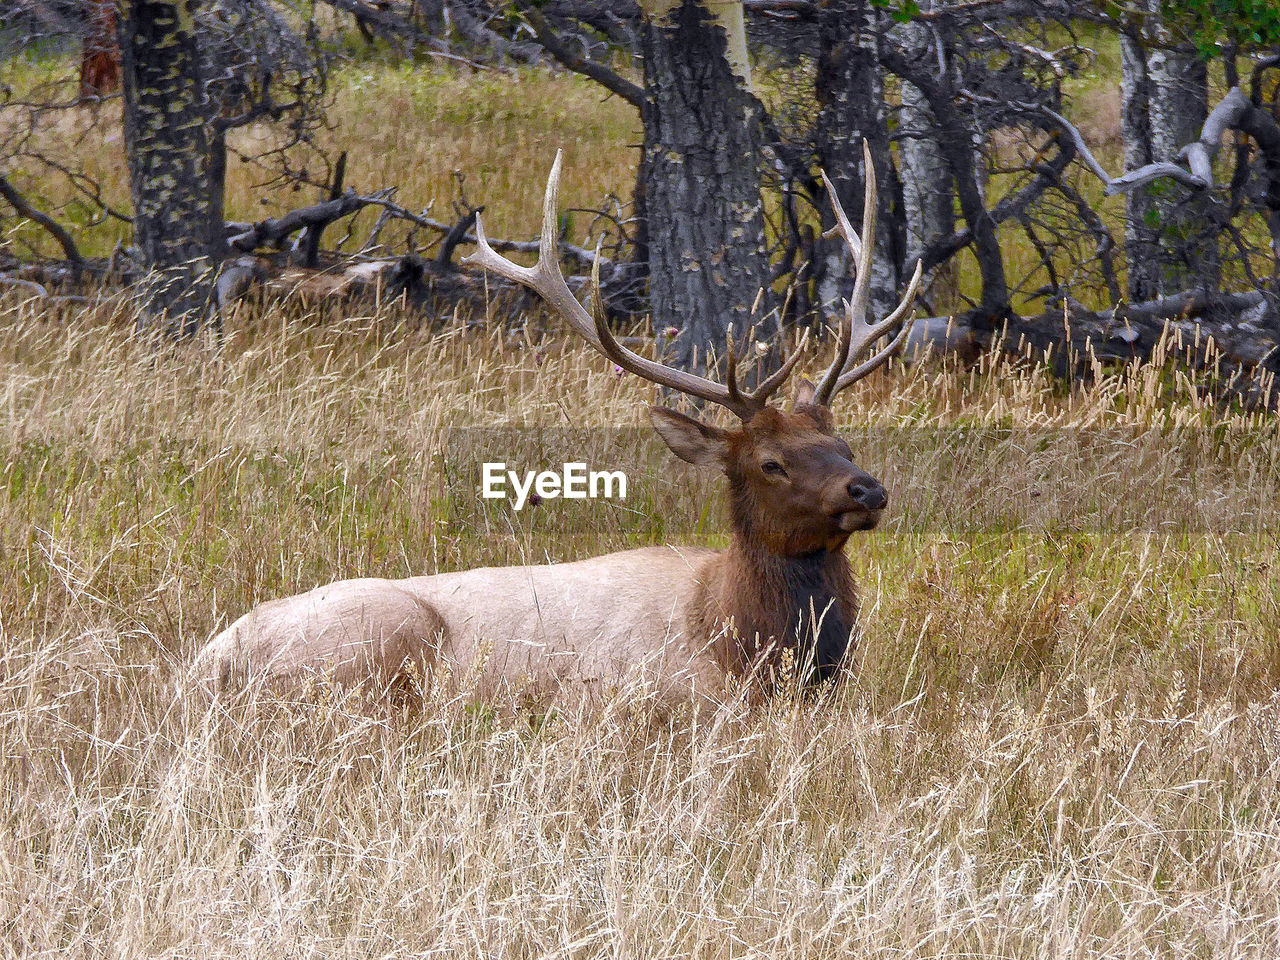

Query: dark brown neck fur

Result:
[702,494,860,686]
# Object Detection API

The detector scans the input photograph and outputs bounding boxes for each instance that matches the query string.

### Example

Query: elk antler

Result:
[461,150,807,422]
[811,142,924,407]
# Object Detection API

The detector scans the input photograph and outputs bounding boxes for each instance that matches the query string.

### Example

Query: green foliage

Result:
[870,0,921,23]
[1163,0,1280,55]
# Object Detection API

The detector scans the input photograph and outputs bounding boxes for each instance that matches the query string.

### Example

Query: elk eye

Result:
[761,460,787,477]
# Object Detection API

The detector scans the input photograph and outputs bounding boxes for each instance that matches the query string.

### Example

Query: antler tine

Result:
[810,141,921,405]
[810,170,856,403]
[466,150,600,348]
[464,152,807,421]
[748,327,811,402]
[813,142,878,406]
[723,325,747,411]
[818,169,863,261]
[588,292,750,420]
[721,323,809,410]
[832,256,924,393]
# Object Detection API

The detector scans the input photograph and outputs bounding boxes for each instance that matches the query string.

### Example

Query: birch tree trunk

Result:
[1121,3,1217,298]
[120,0,221,338]
[639,0,769,374]
[814,0,898,322]
[1120,31,1161,301]
[1147,38,1217,292]
[894,0,953,303]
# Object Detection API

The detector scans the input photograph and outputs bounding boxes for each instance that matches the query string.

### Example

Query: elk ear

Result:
[649,406,730,467]
[792,378,817,407]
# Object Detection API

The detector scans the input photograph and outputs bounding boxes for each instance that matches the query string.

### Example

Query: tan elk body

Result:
[194,148,922,705]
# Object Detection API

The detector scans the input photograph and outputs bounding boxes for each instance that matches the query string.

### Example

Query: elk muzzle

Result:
[830,471,887,532]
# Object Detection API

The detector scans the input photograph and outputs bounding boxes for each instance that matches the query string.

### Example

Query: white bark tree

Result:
[1120,2,1217,299]
[894,0,954,303]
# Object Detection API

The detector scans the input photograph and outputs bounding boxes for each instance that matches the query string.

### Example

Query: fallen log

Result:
[1003,291,1279,369]
[227,189,390,253]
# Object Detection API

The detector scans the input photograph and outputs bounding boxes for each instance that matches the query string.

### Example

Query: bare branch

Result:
[227,189,392,252]
[516,3,644,108]
[0,174,83,275]
[436,206,483,269]
[1035,88,1250,196]
[0,273,49,297]
[313,0,497,69]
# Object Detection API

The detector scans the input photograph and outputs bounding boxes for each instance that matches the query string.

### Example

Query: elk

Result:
[193,146,922,706]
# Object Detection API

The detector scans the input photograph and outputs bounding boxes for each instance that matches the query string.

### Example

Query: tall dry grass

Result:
[3,289,1280,957]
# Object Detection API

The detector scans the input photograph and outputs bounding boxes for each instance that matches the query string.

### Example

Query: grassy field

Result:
[4,33,1280,959]
[2,290,1280,956]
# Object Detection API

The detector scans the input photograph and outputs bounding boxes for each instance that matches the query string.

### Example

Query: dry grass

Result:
[3,290,1280,957]
[5,31,1280,956]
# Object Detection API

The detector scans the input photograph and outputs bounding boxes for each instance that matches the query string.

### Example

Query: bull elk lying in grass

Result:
[194,146,922,706]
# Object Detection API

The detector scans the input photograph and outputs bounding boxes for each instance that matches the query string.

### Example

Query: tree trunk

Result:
[120,0,220,337]
[892,0,953,304]
[208,125,227,256]
[639,0,770,375]
[1120,31,1161,301]
[880,46,1009,330]
[814,0,898,323]
[1147,40,1217,292]
[1122,4,1218,298]
[416,0,445,33]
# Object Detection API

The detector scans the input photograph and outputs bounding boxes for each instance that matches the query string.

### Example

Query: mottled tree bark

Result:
[121,0,221,337]
[639,0,770,374]
[896,0,957,304]
[1121,5,1218,298]
[881,47,1008,329]
[1147,39,1217,292]
[888,0,954,304]
[896,7,953,282]
[814,0,898,322]
[1120,31,1160,301]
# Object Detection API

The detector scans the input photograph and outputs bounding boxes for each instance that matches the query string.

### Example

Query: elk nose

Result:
[847,479,887,511]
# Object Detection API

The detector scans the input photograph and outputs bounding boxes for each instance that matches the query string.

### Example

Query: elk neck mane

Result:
[712,477,859,684]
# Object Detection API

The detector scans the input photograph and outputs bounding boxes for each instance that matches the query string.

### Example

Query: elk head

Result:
[462,146,922,558]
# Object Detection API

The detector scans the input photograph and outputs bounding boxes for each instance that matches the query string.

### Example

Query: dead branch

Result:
[515,2,644,107]
[446,2,542,64]
[1038,88,1249,195]
[1005,289,1279,370]
[294,150,347,267]
[0,174,83,278]
[436,206,483,269]
[357,194,614,271]
[313,0,495,69]
[227,188,392,252]
[0,273,49,297]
